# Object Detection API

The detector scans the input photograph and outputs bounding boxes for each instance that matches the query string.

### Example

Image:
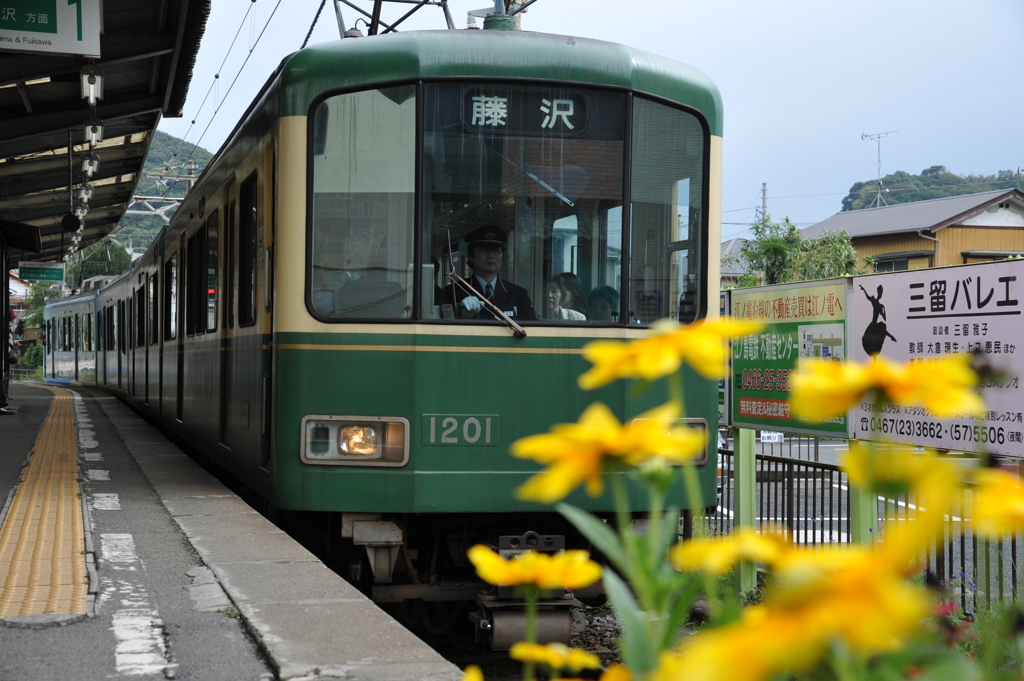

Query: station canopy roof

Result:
[0,0,210,264]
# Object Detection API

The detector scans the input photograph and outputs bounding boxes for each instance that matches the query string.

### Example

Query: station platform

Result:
[0,382,462,681]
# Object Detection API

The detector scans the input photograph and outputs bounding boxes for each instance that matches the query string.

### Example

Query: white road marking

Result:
[81,451,104,462]
[99,535,175,676]
[72,393,99,449]
[92,493,121,511]
[87,469,110,481]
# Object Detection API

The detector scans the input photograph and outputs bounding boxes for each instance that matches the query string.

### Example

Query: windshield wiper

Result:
[445,230,526,338]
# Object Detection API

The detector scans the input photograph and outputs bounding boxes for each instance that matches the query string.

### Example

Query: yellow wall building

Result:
[803,189,1024,271]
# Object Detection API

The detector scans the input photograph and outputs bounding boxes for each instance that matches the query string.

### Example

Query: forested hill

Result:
[144,130,214,176]
[114,130,214,248]
[841,166,1024,212]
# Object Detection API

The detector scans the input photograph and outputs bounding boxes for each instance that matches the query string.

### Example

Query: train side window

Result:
[185,234,195,336]
[239,175,258,327]
[136,287,146,348]
[165,255,178,340]
[149,273,158,345]
[207,208,219,332]
[225,200,236,329]
[83,313,93,352]
[117,300,125,351]
[191,224,209,335]
[309,85,415,320]
[107,305,115,350]
[628,97,707,325]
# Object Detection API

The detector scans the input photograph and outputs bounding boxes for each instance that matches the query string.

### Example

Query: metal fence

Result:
[708,447,1024,614]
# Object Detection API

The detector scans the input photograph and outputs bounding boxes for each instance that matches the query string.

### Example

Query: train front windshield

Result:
[310,82,707,325]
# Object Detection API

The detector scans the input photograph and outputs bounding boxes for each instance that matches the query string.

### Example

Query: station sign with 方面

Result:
[0,0,101,58]
[729,279,849,437]
[19,261,64,281]
[851,261,1024,457]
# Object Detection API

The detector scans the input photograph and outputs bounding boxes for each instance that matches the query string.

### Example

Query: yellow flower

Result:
[840,443,959,564]
[650,608,824,681]
[668,527,789,575]
[467,545,602,589]
[509,642,601,672]
[598,665,632,681]
[790,354,983,421]
[512,401,705,503]
[659,545,935,681]
[460,665,483,681]
[578,317,763,390]
[841,443,959,498]
[972,468,1024,537]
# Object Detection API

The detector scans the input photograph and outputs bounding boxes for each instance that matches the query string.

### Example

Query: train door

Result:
[73,313,80,381]
[131,287,138,397]
[117,300,124,390]
[236,171,260,470]
[99,308,107,385]
[176,235,185,421]
[143,276,150,404]
[261,146,275,471]
[163,250,178,423]
[219,192,236,448]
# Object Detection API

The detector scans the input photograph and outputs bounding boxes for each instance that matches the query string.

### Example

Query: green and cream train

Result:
[46,27,723,625]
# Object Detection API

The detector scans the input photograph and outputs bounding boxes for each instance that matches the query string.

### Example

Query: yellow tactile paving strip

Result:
[0,386,88,617]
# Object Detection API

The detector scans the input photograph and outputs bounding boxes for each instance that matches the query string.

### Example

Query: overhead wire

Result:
[302,0,328,49]
[169,1,257,167]
[116,0,284,235]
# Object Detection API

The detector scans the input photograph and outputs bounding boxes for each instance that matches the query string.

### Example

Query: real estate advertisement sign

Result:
[0,0,101,58]
[729,280,849,437]
[851,261,1024,457]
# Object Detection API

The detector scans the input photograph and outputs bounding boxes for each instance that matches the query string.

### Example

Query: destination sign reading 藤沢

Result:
[462,87,589,138]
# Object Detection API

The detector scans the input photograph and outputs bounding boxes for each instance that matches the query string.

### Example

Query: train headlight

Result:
[628,417,710,465]
[301,416,409,467]
[339,426,379,456]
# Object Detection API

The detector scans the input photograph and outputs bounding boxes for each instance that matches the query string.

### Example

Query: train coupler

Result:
[470,530,586,649]
[470,592,586,650]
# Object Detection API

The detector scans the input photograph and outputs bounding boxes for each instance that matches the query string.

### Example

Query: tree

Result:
[732,216,871,287]
[66,239,132,290]
[22,281,62,329]
[841,167,1024,212]
[737,216,802,285]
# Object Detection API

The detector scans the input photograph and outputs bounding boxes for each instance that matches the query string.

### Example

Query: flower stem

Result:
[670,372,686,415]
[682,463,706,538]
[524,586,538,681]
[649,486,664,569]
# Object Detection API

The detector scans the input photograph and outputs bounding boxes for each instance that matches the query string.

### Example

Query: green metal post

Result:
[849,483,877,545]
[736,428,757,594]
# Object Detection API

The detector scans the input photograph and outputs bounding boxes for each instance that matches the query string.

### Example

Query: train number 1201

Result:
[423,414,498,446]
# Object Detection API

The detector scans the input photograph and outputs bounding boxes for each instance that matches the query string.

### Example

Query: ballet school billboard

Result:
[729,280,850,437]
[851,261,1024,457]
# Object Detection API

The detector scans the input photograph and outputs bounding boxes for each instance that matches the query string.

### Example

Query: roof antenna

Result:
[861,130,898,209]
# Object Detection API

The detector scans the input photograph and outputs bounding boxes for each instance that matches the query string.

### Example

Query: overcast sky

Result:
[158,0,1024,239]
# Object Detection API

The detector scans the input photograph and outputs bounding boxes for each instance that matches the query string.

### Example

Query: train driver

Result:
[454,226,537,321]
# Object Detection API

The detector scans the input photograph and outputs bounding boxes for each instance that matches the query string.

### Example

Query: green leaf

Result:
[556,503,629,575]
[658,507,682,558]
[604,569,655,674]
[659,575,703,651]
